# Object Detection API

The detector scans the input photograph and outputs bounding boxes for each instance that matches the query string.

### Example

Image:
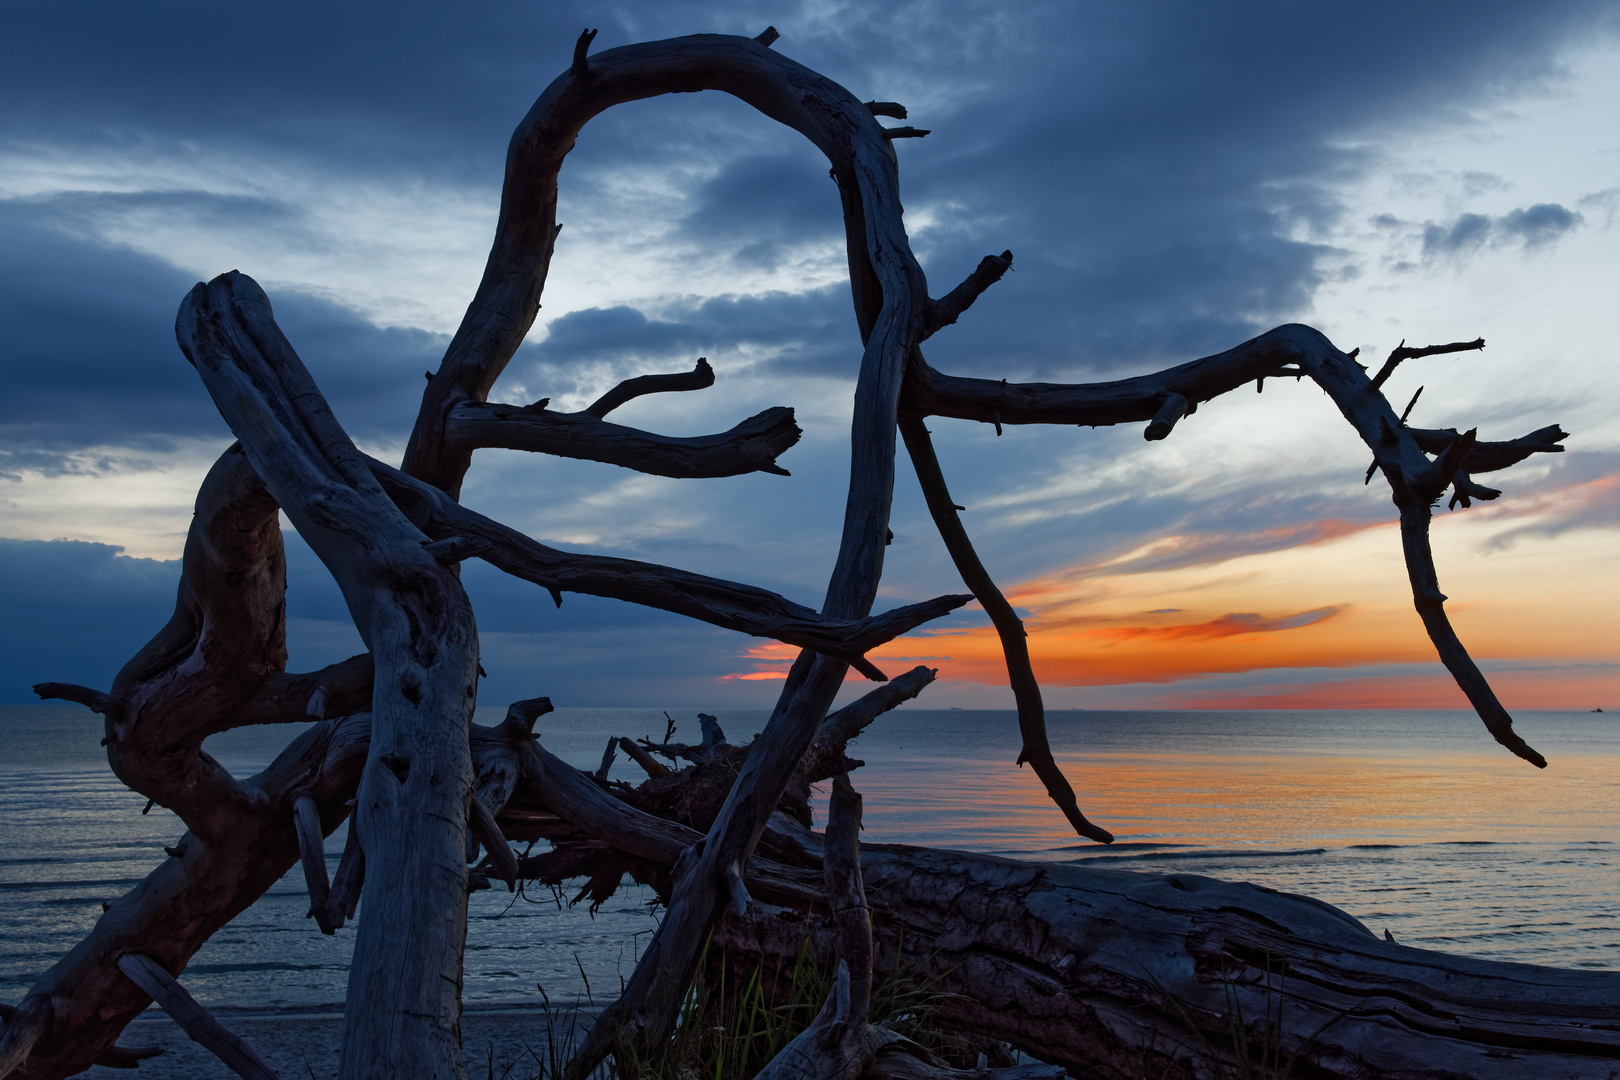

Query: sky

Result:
[1,0,1616,714]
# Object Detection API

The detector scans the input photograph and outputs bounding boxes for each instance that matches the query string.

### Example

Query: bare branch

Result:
[825,775,872,1026]
[1144,391,1189,441]
[571,28,597,77]
[326,824,365,928]
[1410,423,1568,474]
[223,654,374,732]
[1289,335,1546,767]
[1369,336,1484,391]
[900,415,1114,844]
[368,457,970,673]
[865,101,908,119]
[585,356,714,417]
[468,796,517,891]
[922,251,1013,341]
[802,665,937,783]
[901,323,1310,430]
[30,682,113,714]
[445,399,800,478]
[503,696,554,734]
[292,796,336,935]
[116,955,280,1080]
[594,736,618,781]
[617,737,671,778]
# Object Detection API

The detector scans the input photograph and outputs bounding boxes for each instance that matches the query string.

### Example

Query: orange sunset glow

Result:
[725,467,1620,708]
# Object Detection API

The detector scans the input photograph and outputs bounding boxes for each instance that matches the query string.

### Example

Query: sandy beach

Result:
[82,1007,584,1080]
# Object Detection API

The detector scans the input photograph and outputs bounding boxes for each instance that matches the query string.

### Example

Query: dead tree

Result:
[0,27,1586,1080]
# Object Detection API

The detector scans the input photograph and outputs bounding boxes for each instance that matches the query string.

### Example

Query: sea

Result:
[3,705,1617,1076]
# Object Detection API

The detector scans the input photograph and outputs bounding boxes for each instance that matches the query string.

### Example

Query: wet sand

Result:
[83,1006,590,1079]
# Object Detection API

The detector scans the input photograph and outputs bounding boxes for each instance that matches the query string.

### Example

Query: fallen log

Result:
[711,842,1620,1080]
[507,720,1620,1079]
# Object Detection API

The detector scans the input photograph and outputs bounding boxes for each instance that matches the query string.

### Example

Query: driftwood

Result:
[1,26,1584,1080]
[490,712,1620,1079]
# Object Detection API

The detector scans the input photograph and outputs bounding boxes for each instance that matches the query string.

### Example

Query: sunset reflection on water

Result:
[817,709,1620,967]
[853,749,1620,852]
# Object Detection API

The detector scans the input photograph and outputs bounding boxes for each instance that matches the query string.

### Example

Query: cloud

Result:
[0,197,450,471]
[0,538,178,701]
[514,285,857,401]
[1161,664,1620,710]
[1421,202,1584,259]
[1082,606,1346,643]
[4,0,1618,709]
[1477,454,1620,551]
[1068,520,1377,580]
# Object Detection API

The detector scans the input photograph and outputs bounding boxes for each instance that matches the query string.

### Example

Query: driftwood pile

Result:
[2,26,1604,1080]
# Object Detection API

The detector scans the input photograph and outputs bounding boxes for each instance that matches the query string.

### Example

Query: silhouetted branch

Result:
[368,457,970,674]
[900,414,1114,843]
[586,357,714,417]
[445,399,799,478]
[1369,336,1484,391]
[923,251,1013,341]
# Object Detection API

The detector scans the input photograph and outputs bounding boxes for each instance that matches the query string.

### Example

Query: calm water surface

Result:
[3,705,1616,1020]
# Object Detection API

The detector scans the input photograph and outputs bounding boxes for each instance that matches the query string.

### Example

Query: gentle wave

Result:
[4,704,1617,1010]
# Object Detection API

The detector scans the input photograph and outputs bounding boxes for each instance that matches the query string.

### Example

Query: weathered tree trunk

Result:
[179,274,484,1079]
[515,725,1620,1078]
[716,845,1620,1079]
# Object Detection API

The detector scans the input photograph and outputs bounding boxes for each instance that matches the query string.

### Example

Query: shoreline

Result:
[88,1004,594,1080]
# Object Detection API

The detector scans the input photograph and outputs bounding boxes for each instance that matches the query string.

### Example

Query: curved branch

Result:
[445,400,799,477]
[404,32,925,499]
[585,356,713,417]
[1288,332,1547,767]
[899,414,1113,844]
[368,458,968,674]
[905,323,1554,768]
[901,323,1309,429]
[1397,504,1544,765]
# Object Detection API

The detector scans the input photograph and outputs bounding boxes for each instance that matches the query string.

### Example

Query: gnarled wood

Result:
[179,271,482,1080]
[715,845,1620,1079]
[5,27,1588,1080]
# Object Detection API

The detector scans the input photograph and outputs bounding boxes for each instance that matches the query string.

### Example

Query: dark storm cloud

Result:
[676,148,847,271]
[515,285,855,396]
[0,539,178,701]
[4,0,1616,705]
[3,0,1611,407]
[0,200,447,468]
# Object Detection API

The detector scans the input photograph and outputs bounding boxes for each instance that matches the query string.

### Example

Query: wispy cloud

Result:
[1421,202,1584,259]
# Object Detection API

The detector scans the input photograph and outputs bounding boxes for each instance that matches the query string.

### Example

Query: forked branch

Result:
[445,353,801,479]
[368,458,970,676]
[904,323,1562,768]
